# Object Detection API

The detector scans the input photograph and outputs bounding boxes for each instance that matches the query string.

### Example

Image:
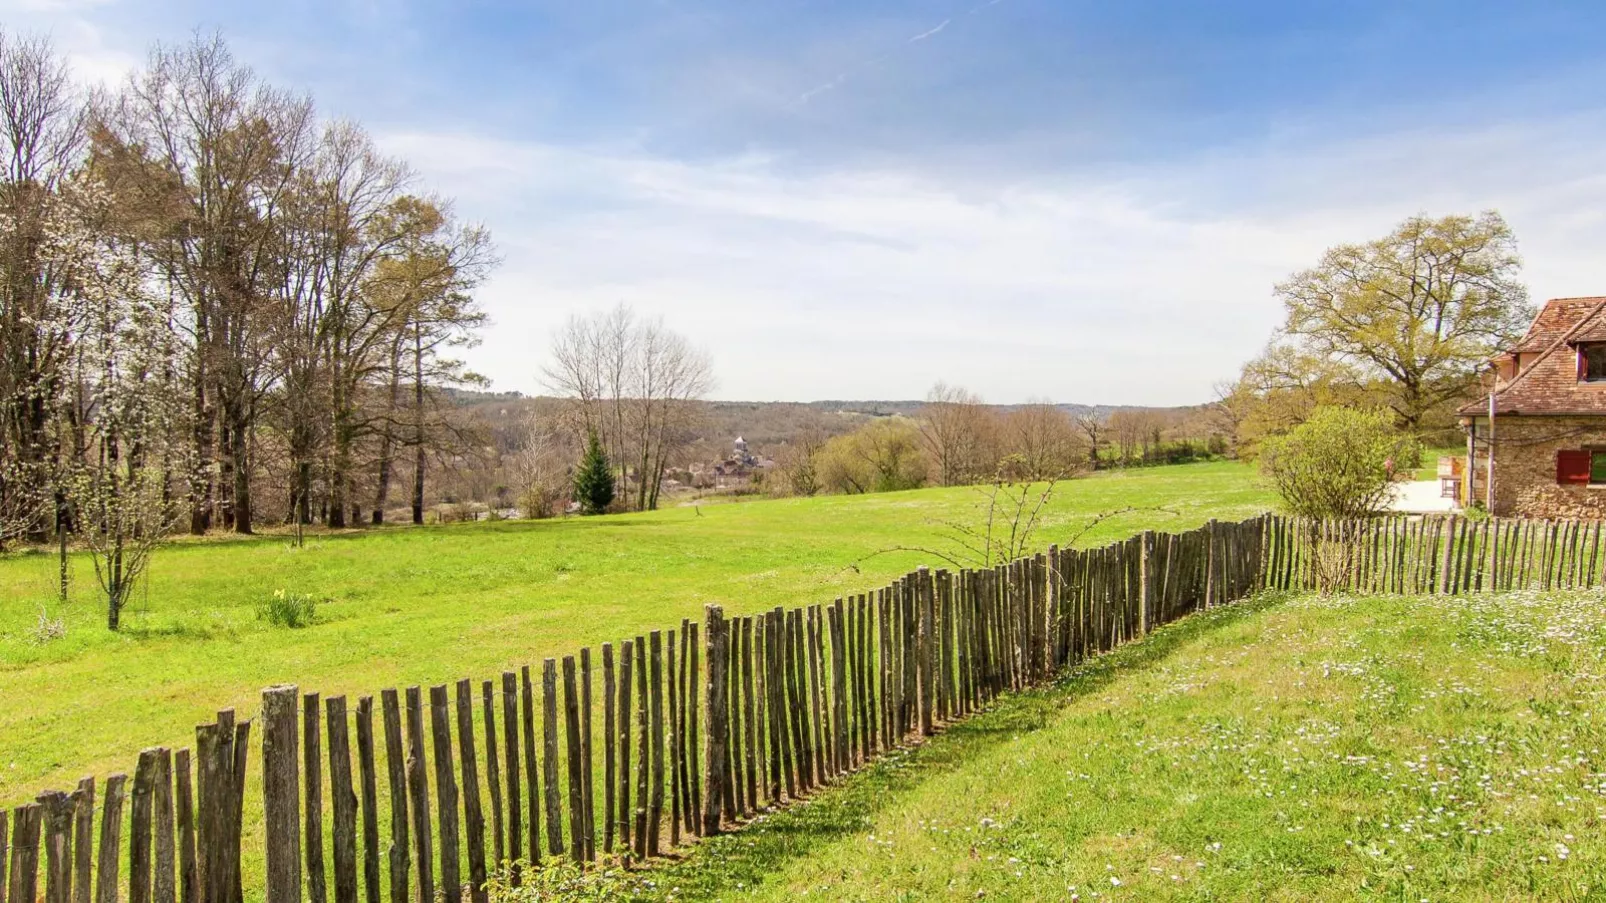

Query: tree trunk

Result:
[328,470,348,529]
[329,355,351,529]
[21,372,49,543]
[372,453,392,525]
[217,417,235,531]
[372,343,402,525]
[189,328,214,535]
[55,491,69,602]
[411,326,425,526]
[291,461,312,525]
[226,403,253,535]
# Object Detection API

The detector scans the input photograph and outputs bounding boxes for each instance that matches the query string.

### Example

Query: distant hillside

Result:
[446,388,1207,459]
[449,392,1203,454]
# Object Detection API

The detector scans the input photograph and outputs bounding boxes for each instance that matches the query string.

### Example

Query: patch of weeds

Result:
[27,605,66,646]
[486,859,654,902]
[256,589,323,629]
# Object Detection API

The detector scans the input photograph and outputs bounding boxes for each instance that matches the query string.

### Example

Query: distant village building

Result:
[701,435,774,487]
[1460,296,1606,518]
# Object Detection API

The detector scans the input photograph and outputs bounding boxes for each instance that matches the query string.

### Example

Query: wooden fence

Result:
[14,511,1596,903]
[1263,514,1606,596]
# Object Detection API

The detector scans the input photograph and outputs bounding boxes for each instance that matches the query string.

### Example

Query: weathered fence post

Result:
[703,605,729,835]
[1139,531,1154,635]
[262,686,302,903]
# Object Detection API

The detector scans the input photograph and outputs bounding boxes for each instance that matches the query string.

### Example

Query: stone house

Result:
[1459,296,1606,518]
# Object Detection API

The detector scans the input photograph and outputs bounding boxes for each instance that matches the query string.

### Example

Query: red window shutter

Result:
[1558,449,1592,485]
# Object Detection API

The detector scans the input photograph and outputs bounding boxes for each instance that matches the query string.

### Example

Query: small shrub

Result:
[28,606,66,646]
[519,482,565,519]
[1313,539,1353,595]
[1259,407,1420,520]
[257,589,320,629]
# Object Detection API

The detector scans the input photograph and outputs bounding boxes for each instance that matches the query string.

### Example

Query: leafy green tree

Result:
[1273,211,1531,433]
[1258,407,1420,520]
[573,430,616,515]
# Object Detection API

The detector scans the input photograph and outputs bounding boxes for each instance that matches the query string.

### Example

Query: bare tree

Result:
[277,120,413,528]
[631,318,713,509]
[776,427,827,497]
[543,304,713,511]
[508,411,572,518]
[1074,411,1105,470]
[101,34,317,534]
[1000,401,1082,481]
[917,382,996,486]
[0,31,86,548]
[0,31,500,569]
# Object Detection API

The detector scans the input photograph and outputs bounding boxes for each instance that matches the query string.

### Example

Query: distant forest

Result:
[434,391,1229,518]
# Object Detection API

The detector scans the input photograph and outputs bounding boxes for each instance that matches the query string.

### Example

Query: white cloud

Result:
[1,2,139,87]
[10,1,1603,406]
[379,111,1606,405]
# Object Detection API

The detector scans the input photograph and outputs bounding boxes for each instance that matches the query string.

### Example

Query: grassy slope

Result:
[0,461,1269,804]
[657,589,1606,902]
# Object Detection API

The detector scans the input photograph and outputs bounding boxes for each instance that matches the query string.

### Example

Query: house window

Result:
[1582,344,1606,382]
[1561,449,1606,486]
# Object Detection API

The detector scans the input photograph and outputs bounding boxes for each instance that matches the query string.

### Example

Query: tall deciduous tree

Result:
[1273,211,1532,433]
[0,30,500,619]
[361,196,493,524]
[278,121,414,528]
[917,382,996,486]
[1000,401,1081,480]
[817,418,928,494]
[103,35,317,534]
[0,31,86,548]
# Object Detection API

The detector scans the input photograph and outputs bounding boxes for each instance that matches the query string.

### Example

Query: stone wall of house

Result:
[1468,415,1606,518]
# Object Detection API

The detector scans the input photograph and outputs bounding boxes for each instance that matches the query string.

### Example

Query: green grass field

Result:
[0,461,1270,805]
[644,588,1606,902]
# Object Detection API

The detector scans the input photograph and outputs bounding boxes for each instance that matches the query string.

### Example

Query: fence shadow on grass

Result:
[651,591,1290,900]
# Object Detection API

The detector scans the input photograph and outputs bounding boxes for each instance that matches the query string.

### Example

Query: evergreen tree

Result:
[573,430,616,515]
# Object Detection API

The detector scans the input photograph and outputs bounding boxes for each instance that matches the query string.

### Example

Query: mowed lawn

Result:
[0,461,1269,805]
[657,589,1606,902]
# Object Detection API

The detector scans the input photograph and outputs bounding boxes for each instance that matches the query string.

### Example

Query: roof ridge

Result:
[1492,297,1606,402]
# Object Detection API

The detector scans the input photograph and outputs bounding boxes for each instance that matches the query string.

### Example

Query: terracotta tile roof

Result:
[1567,317,1606,345]
[1462,296,1606,416]
[1511,296,1606,352]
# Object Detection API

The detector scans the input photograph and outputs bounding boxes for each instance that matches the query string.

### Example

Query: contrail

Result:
[791,1,1006,107]
[908,19,950,42]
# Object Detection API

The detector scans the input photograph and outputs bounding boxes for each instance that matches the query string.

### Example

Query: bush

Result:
[257,589,320,629]
[1259,407,1420,520]
[28,605,66,646]
[519,481,565,519]
[816,418,928,494]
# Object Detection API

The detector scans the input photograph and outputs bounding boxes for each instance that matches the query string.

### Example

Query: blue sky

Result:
[9,0,1606,404]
